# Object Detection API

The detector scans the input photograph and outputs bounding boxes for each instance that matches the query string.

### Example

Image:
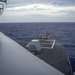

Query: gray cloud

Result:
[1,13,75,22]
[7,0,75,5]
[5,0,75,9]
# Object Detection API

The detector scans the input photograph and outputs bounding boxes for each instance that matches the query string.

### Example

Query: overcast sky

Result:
[0,0,75,22]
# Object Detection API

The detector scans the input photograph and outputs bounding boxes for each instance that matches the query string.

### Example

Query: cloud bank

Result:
[5,4,75,16]
[0,0,75,22]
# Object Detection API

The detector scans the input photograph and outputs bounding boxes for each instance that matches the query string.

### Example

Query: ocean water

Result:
[0,22,75,72]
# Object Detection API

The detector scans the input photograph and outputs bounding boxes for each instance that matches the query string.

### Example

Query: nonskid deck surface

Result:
[39,44,71,75]
[20,33,73,75]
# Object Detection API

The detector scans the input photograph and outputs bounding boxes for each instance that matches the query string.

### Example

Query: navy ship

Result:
[21,32,73,75]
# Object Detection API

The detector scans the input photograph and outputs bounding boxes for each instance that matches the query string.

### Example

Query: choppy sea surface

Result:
[0,22,75,72]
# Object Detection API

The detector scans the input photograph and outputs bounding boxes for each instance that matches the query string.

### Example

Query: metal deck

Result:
[20,33,73,75]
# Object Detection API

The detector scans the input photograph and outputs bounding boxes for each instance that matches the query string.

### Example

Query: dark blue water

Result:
[0,22,75,72]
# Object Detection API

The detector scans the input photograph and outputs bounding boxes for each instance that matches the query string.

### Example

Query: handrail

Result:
[41,40,56,49]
